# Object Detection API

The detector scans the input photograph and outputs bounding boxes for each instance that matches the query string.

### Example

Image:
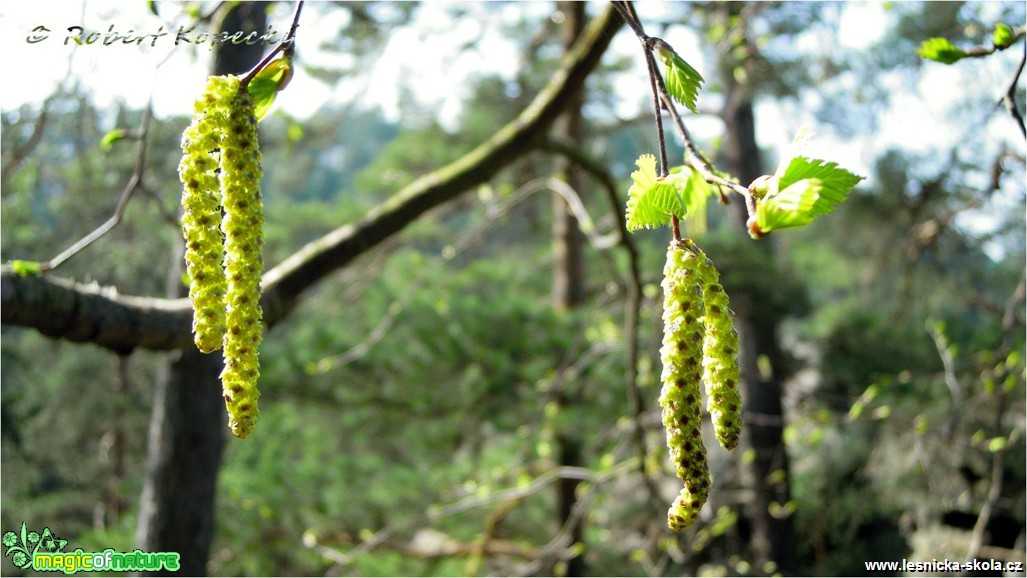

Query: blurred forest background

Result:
[2,1,1025,576]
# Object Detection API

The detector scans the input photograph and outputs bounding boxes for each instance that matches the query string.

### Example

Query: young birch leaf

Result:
[10,260,42,277]
[671,166,717,237]
[626,156,715,231]
[656,47,704,114]
[628,182,684,231]
[626,154,669,230]
[993,23,1016,49]
[755,179,821,232]
[100,129,127,151]
[776,157,863,213]
[247,57,294,121]
[751,157,863,237]
[917,37,966,64]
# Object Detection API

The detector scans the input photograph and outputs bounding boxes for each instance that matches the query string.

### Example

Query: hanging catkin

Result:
[179,75,264,439]
[684,239,742,451]
[659,242,711,530]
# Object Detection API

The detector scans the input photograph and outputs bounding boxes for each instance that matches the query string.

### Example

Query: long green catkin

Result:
[179,75,264,439]
[218,82,264,440]
[179,76,236,353]
[659,241,711,531]
[684,239,743,451]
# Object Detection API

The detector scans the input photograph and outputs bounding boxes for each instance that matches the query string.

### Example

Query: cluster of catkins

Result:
[178,75,264,439]
[659,238,741,530]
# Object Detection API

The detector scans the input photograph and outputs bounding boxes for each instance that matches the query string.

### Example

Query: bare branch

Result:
[40,104,154,273]
[1000,43,1026,138]
[961,448,1007,575]
[927,321,964,441]
[240,0,305,88]
[2,98,52,189]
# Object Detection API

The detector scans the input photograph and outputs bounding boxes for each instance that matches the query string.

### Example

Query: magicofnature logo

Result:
[3,522,180,574]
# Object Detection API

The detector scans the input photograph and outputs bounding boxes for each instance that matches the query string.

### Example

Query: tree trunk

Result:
[552,3,587,576]
[134,5,267,575]
[135,347,225,576]
[551,3,587,311]
[721,90,798,576]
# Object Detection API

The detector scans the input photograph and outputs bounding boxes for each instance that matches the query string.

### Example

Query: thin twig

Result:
[1001,270,1026,339]
[610,1,646,40]
[519,439,633,575]
[39,103,154,273]
[315,462,635,572]
[615,0,757,225]
[651,65,756,215]
[240,0,304,87]
[540,138,663,515]
[2,97,52,188]
[927,321,964,441]
[643,49,670,177]
[999,42,1026,138]
[961,447,1007,576]
[613,2,669,179]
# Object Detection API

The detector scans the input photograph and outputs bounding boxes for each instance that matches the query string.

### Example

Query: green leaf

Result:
[286,121,304,143]
[756,178,822,232]
[100,128,127,151]
[10,260,42,277]
[917,37,966,64]
[671,164,717,237]
[625,154,680,230]
[625,155,714,232]
[993,23,1016,49]
[753,157,863,236]
[246,57,293,121]
[656,47,704,114]
[987,436,1007,452]
[775,156,863,212]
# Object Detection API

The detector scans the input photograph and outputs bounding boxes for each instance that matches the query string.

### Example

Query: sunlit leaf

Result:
[247,57,294,121]
[625,155,714,231]
[753,156,863,237]
[776,156,863,213]
[671,165,717,237]
[185,2,202,20]
[993,23,1017,49]
[656,47,704,114]
[10,260,42,277]
[987,436,1007,452]
[100,128,127,151]
[626,154,666,230]
[756,179,821,232]
[917,37,966,64]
